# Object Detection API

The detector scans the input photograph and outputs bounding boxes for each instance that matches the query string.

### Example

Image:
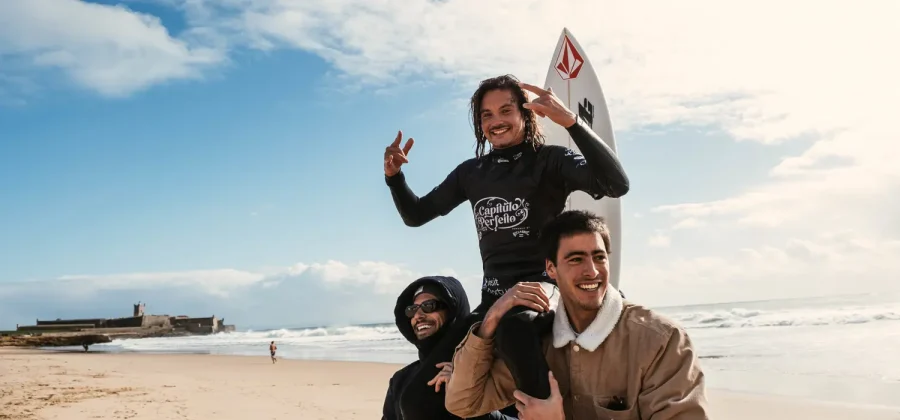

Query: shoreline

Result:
[3,348,899,420]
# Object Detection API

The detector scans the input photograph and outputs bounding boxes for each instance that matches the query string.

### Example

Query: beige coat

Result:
[445,285,710,420]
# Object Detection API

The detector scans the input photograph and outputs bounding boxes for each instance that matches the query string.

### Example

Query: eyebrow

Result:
[563,249,607,260]
[481,100,517,115]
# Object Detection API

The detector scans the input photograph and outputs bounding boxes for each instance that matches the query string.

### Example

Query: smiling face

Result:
[546,231,610,315]
[409,292,447,340]
[479,88,527,150]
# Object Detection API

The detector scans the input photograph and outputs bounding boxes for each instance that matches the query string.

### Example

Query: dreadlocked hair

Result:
[469,74,545,158]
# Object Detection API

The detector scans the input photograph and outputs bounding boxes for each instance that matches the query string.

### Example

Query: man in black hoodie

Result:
[382,275,517,420]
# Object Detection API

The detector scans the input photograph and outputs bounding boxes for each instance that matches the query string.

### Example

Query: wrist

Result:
[562,112,577,128]
[477,312,501,339]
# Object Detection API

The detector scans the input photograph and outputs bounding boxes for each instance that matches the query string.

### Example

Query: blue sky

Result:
[1,0,898,329]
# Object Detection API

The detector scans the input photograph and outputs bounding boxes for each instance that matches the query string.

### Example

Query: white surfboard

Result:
[541,28,624,290]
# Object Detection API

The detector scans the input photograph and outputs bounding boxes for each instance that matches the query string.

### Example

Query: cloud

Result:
[648,232,671,248]
[168,0,899,226]
[0,260,483,330]
[628,230,900,306]
[4,0,898,302]
[0,0,224,98]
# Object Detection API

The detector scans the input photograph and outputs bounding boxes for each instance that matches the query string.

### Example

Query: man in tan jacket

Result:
[445,210,710,420]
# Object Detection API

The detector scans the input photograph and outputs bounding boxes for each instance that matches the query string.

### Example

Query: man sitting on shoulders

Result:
[445,210,710,420]
[383,275,517,420]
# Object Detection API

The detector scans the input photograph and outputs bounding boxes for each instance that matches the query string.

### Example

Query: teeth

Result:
[491,127,509,135]
[416,324,432,331]
[577,283,599,291]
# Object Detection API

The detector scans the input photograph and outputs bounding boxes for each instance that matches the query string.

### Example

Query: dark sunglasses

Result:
[405,299,445,318]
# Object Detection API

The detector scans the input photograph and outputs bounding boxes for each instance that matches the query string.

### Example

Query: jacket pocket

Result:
[572,395,638,420]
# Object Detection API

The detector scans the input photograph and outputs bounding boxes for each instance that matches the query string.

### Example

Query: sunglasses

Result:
[405,299,445,318]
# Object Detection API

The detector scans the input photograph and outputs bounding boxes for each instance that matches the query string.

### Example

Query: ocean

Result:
[75,291,900,408]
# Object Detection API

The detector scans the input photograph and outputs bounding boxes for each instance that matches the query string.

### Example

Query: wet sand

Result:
[1,348,898,419]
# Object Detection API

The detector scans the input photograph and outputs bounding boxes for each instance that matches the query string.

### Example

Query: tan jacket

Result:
[445,285,710,420]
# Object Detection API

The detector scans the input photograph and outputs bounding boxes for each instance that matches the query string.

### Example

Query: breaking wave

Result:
[670,304,900,329]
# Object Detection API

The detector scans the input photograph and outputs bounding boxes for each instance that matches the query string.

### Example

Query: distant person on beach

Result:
[382,275,517,420]
[269,341,277,364]
[383,74,630,419]
[445,210,710,420]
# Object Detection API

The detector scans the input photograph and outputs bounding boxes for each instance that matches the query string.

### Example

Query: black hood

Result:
[394,275,470,360]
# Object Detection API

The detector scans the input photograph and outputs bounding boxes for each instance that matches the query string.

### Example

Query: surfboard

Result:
[541,28,624,290]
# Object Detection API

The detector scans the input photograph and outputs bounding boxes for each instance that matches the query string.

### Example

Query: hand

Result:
[513,371,564,420]
[384,130,414,177]
[426,362,453,392]
[520,82,577,128]
[478,282,550,339]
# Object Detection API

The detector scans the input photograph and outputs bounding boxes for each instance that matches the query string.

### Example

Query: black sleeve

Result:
[484,412,520,420]
[381,376,397,420]
[553,116,630,199]
[384,164,468,227]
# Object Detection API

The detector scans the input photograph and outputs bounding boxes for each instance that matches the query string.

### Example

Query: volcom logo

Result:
[578,98,594,128]
[474,197,529,234]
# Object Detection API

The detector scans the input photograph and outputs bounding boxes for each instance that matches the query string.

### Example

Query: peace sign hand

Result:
[384,130,414,177]
[520,82,578,129]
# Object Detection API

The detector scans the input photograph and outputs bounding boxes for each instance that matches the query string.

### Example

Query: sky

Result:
[1,0,899,330]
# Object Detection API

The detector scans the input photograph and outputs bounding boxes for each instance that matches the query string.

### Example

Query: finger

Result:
[515,284,551,304]
[384,146,403,159]
[403,138,414,155]
[513,389,534,405]
[549,371,561,398]
[519,82,549,96]
[515,294,550,312]
[386,150,409,164]
[391,131,402,147]
[516,401,527,415]
[523,102,552,116]
[514,290,551,310]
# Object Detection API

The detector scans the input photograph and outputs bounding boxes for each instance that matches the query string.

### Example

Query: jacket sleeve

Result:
[638,326,711,420]
[444,323,517,418]
[381,375,397,420]
[552,116,630,199]
[384,164,467,227]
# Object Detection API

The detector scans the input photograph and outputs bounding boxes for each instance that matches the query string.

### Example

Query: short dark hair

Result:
[539,210,611,264]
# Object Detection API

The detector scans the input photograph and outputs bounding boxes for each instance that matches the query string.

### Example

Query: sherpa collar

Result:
[552,283,624,352]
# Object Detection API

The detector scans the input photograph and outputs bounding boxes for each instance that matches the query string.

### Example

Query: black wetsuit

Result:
[385,116,630,419]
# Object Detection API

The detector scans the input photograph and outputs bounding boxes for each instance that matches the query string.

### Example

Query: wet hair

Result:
[469,74,545,158]
[539,210,611,264]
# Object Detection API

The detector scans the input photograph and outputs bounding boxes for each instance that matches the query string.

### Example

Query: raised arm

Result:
[385,166,467,227]
[518,82,630,199]
[383,130,467,227]
[560,116,630,198]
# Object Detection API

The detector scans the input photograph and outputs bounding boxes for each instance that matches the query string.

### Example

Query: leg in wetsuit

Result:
[397,282,557,420]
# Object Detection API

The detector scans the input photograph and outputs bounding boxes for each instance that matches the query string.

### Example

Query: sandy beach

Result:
[2,348,898,420]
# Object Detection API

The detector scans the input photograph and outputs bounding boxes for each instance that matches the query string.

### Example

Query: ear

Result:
[545,258,558,280]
